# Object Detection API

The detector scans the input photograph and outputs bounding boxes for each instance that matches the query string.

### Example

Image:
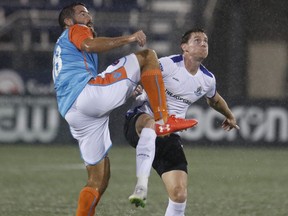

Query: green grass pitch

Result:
[0,145,287,216]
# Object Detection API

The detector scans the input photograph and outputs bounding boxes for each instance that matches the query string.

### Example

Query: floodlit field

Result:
[0,145,287,216]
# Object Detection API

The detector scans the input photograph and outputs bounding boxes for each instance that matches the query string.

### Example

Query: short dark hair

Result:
[58,2,86,30]
[181,28,205,44]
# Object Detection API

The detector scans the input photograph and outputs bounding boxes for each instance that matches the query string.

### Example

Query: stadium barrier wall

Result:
[0,94,287,147]
[0,68,287,146]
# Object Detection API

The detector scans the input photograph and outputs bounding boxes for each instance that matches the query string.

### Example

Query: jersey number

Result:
[52,45,62,81]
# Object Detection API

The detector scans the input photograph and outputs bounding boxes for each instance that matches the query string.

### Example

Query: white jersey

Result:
[127,54,216,118]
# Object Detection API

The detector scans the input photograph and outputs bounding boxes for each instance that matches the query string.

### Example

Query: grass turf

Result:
[0,145,287,216]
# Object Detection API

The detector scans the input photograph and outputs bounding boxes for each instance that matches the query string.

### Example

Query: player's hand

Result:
[132,84,143,98]
[132,30,146,47]
[222,118,240,131]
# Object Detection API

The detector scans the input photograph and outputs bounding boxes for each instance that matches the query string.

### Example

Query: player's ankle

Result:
[136,176,149,188]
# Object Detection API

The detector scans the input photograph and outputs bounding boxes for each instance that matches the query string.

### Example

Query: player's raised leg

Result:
[135,49,198,133]
[135,49,168,123]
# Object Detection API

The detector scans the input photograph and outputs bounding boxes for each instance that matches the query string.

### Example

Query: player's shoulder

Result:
[160,54,183,63]
[159,54,183,69]
[199,64,214,79]
[170,54,184,63]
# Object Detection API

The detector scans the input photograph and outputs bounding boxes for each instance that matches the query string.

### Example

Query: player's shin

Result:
[129,128,156,207]
[76,187,100,216]
[136,128,156,184]
[140,69,168,123]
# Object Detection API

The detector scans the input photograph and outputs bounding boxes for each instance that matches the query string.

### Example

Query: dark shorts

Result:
[124,113,188,176]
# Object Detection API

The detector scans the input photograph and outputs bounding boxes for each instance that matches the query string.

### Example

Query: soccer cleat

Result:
[128,185,147,208]
[155,114,198,136]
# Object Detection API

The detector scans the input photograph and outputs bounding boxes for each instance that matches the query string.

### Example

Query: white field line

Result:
[2,163,129,172]
[0,163,85,173]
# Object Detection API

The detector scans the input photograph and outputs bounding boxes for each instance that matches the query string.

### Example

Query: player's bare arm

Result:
[81,30,146,53]
[206,92,240,131]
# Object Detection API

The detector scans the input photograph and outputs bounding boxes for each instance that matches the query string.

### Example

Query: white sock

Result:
[135,128,156,188]
[165,198,186,216]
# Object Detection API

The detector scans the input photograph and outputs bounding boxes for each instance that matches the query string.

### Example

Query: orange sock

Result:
[141,69,168,123]
[76,187,100,216]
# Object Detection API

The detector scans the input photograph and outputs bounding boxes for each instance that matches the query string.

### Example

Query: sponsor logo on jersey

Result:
[166,89,193,105]
[113,71,122,80]
[194,86,202,96]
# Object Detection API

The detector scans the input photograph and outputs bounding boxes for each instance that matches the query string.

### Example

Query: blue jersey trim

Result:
[171,55,183,63]
[200,64,213,78]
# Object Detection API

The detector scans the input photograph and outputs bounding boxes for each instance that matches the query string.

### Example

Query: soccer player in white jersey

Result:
[124,28,240,215]
[52,3,198,216]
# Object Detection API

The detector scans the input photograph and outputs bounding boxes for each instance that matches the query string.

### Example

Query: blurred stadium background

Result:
[0,0,287,146]
[0,1,288,216]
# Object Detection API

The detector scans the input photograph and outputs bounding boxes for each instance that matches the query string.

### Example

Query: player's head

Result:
[58,2,95,34]
[181,28,208,60]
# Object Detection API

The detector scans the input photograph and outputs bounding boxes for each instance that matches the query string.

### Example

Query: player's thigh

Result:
[65,104,112,165]
[152,134,188,176]
[77,54,141,117]
[104,53,141,83]
[77,80,134,117]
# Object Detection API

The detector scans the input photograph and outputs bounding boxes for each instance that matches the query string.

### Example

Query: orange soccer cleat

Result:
[155,115,198,136]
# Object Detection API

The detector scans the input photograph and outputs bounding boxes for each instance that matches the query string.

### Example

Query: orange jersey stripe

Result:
[88,67,128,85]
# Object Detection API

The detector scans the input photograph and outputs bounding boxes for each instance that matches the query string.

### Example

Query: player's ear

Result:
[64,18,74,27]
[181,43,188,52]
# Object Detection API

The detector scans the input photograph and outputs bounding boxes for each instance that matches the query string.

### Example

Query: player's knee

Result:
[143,116,155,129]
[135,49,157,67]
[137,48,155,58]
[170,186,187,203]
[136,114,155,134]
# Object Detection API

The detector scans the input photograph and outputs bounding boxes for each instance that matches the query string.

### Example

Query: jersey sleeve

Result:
[206,75,217,98]
[68,24,93,50]
[159,57,176,78]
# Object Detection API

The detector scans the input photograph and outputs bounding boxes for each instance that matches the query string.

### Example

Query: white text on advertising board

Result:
[0,96,59,143]
[182,105,288,143]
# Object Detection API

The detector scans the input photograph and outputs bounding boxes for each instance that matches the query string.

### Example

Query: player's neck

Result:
[183,56,201,75]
